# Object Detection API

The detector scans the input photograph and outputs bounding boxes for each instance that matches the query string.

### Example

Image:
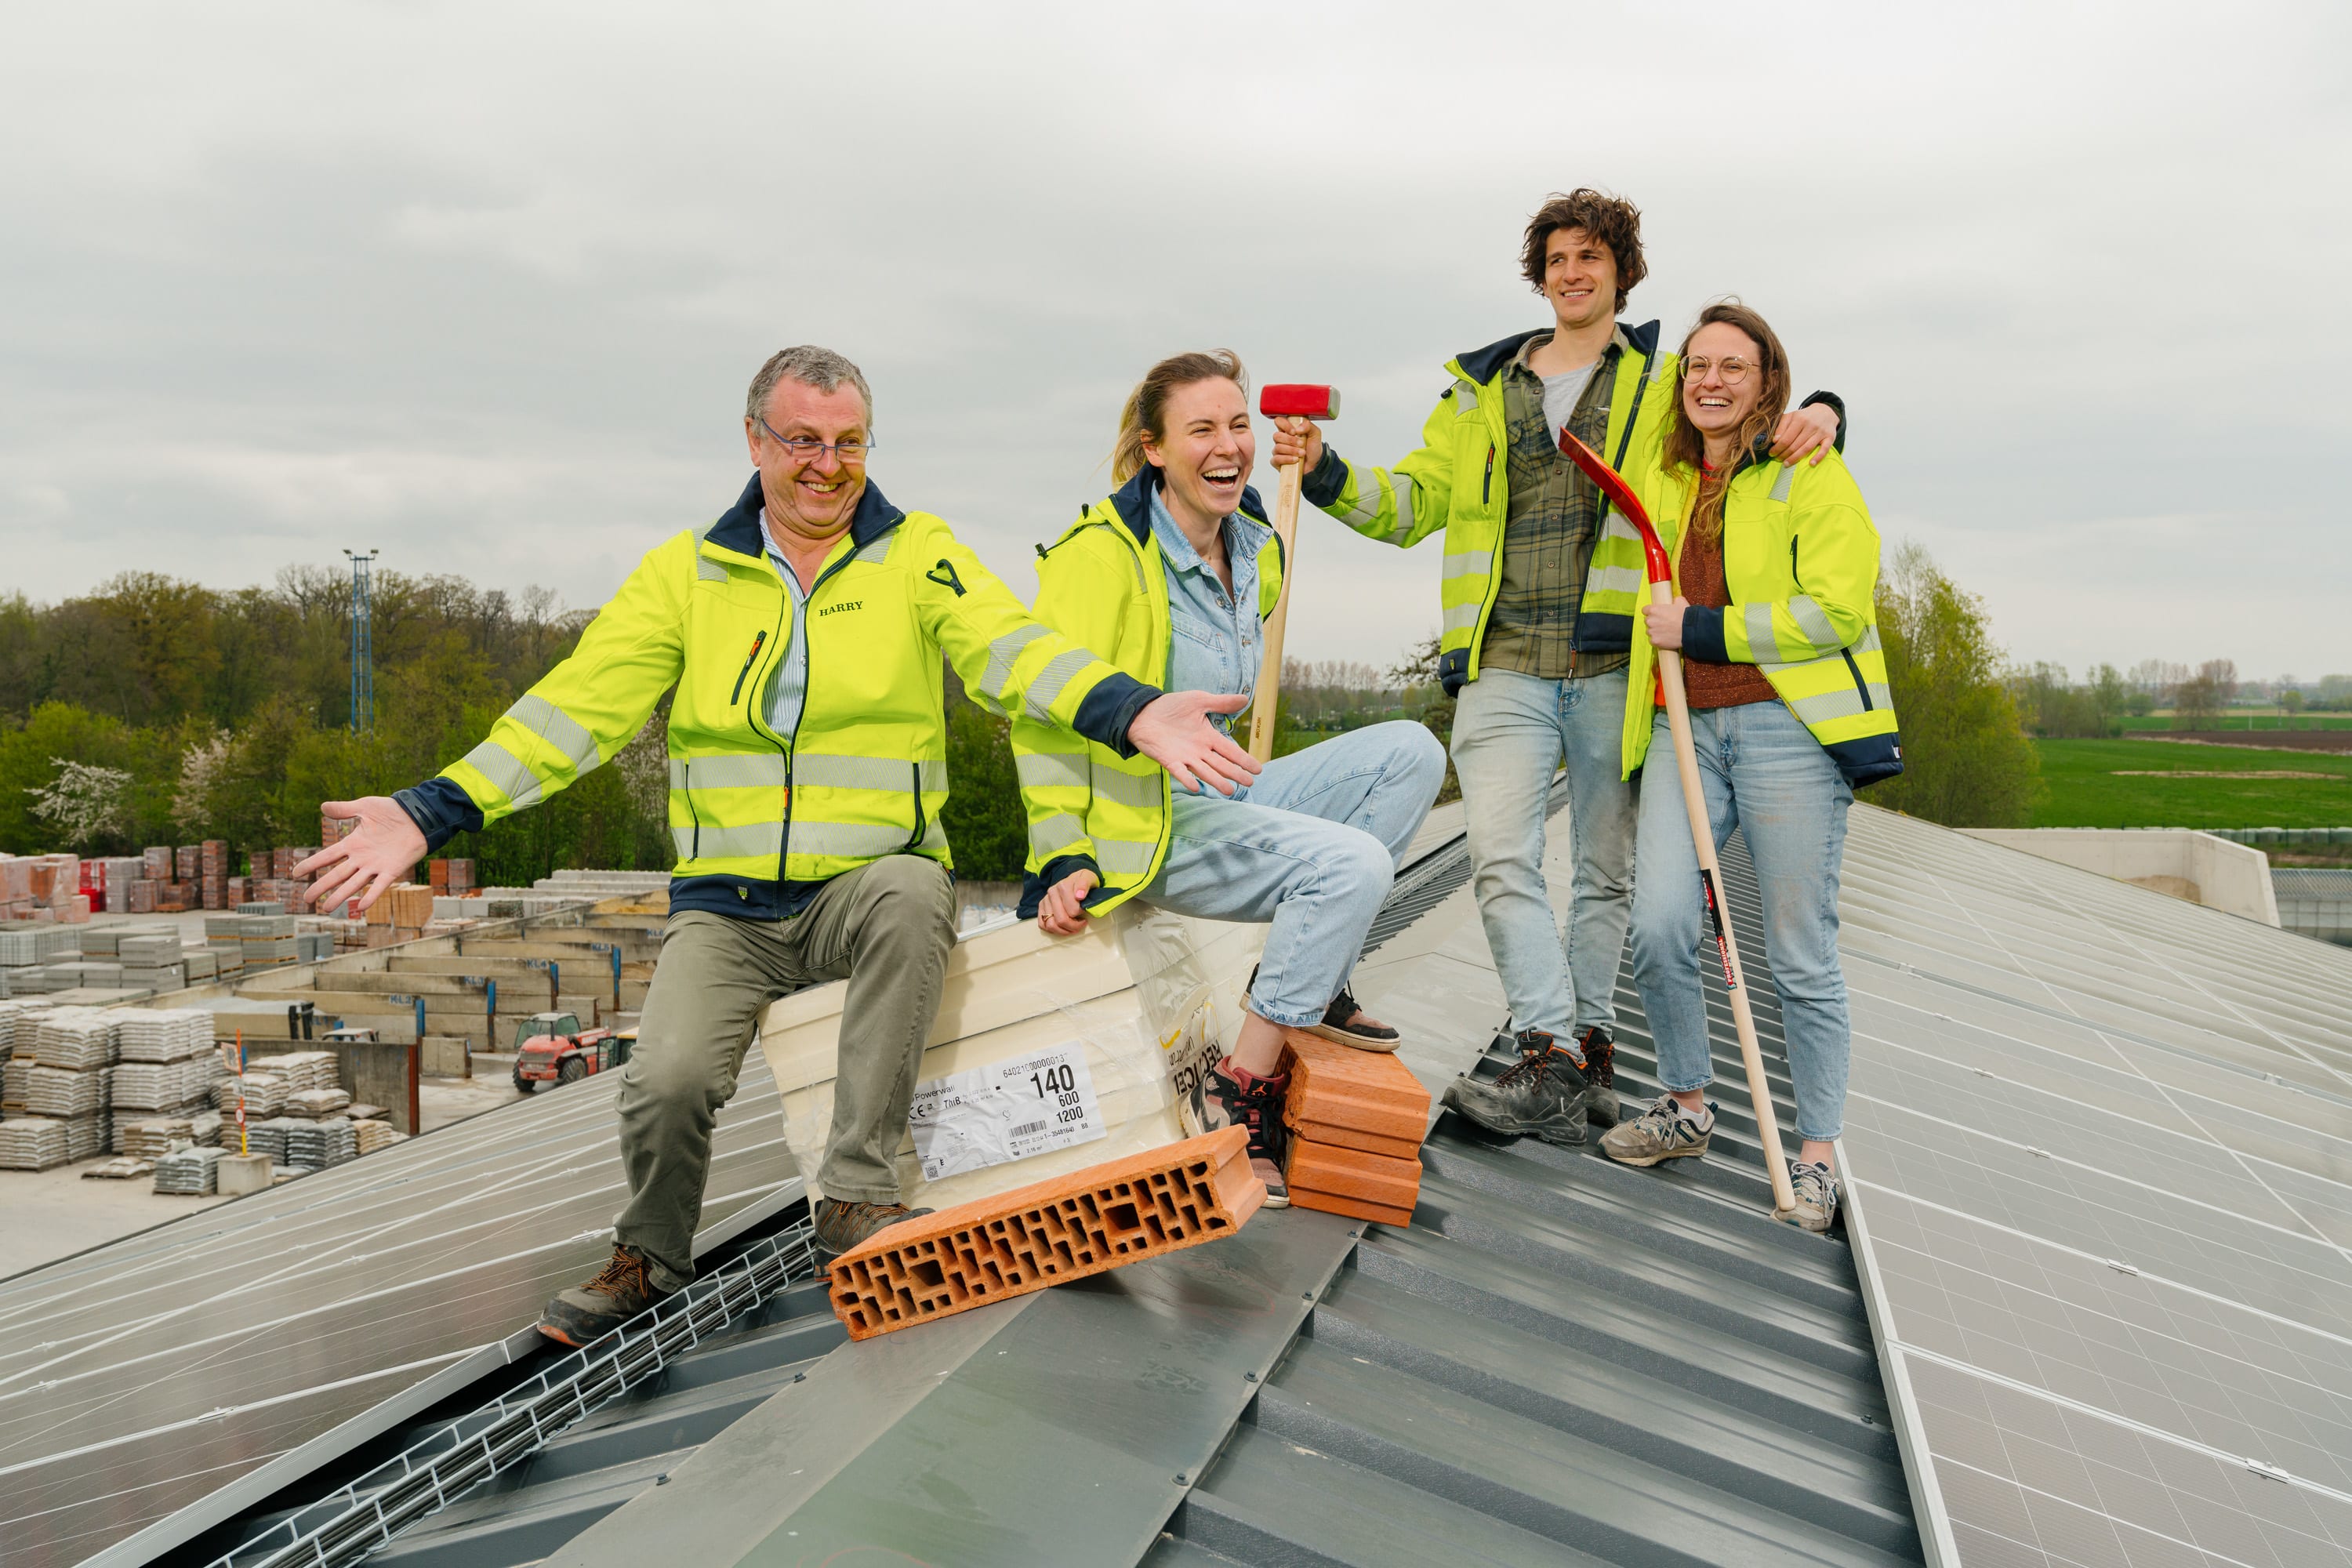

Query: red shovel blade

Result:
[1559,427,1672,585]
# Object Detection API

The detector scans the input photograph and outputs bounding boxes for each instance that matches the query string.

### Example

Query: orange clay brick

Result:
[1286,1138,1421,1222]
[1280,1030,1431,1148]
[826,1125,1265,1341]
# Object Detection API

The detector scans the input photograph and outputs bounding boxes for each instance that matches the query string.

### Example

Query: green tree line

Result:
[1,542,2049,889]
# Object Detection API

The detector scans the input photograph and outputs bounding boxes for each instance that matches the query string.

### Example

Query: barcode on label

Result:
[1009,1121,1045,1137]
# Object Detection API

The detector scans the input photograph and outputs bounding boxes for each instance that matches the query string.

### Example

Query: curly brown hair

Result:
[1519,189,1646,313]
[1663,300,1792,543]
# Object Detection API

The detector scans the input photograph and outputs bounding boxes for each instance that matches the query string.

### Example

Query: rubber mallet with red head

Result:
[1245,384,1341,761]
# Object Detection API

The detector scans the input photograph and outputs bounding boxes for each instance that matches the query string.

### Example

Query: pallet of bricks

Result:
[0,1007,117,1169]
[0,852,92,925]
[112,1009,227,1158]
[208,910,298,974]
[365,882,434,948]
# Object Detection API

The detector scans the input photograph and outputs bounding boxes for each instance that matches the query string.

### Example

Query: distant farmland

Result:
[2032,739,2352,829]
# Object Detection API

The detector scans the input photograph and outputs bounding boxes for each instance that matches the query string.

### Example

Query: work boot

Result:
[1578,1026,1620,1127]
[1306,985,1403,1053]
[1185,1057,1290,1207]
[812,1197,934,1264]
[1599,1093,1715,1167]
[1441,1030,1589,1147]
[1779,1160,1842,1233]
[538,1244,670,1347]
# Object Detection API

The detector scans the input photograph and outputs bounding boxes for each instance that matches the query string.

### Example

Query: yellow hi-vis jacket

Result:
[1620,447,1904,789]
[1301,321,1846,695]
[1300,321,1677,693]
[1009,468,1283,917]
[394,474,1163,920]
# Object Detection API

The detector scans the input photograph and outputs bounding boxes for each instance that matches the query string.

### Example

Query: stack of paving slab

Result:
[152,1145,223,1195]
[0,1117,72,1171]
[1277,1031,1430,1227]
[282,1117,356,1169]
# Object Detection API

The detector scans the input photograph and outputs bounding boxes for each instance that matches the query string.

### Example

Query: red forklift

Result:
[510,1011,632,1093]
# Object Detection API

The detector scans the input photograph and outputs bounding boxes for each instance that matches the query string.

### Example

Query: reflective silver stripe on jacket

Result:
[669,753,789,790]
[1022,648,1096,722]
[1014,750,1088,793]
[1028,812,1089,859]
[1587,564,1646,597]
[677,822,786,861]
[1786,594,1838,651]
[851,534,893,564]
[1441,550,1492,581]
[1094,837,1161,877]
[460,742,543,809]
[695,554,729,583]
[1742,604,1787,664]
[1788,687,1867,724]
[792,754,948,793]
[1442,602,1483,633]
[984,625,1051,702]
[789,821,945,859]
[1770,466,1796,503]
[509,693,603,777]
[1089,762,1164,808]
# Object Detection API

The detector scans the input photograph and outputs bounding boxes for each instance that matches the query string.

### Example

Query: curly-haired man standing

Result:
[1272,191,1846,1142]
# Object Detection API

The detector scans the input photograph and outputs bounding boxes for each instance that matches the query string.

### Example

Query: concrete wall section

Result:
[1962,828,2281,926]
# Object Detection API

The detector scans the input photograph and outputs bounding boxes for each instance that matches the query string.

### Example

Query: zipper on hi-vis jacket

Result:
[730,631,768,705]
[1483,445,1496,504]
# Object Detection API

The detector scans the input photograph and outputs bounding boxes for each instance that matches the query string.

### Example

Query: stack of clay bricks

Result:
[0,854,93,924]
[1279,1031,1430,1228]
[199,840,228,910]
[363,884,433,943]
[828,1125,1266,1340]
[427,858,476,894]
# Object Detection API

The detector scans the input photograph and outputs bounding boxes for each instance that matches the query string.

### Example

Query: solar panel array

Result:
[0,1051,796,1568]
[1824,809,2352,1567]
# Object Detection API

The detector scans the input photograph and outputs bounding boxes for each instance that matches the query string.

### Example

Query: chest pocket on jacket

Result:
[1171,615,1226,652]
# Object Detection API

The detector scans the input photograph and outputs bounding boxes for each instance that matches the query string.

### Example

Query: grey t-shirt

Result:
[1541,359,1599,442]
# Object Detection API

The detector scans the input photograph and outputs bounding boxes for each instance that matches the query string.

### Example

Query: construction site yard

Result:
[5,1064,527,1277]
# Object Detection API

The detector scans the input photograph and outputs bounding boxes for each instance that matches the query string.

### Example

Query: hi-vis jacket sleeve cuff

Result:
[1301,447,1349,508]
[1682,607,1732,665]
[1017,853,1103,919]
[394,778,484,855]
[1799,391,1848,452]
[1076,672,1163,759]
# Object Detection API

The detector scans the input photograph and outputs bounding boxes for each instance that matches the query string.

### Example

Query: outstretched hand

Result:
[292,797,426,915]
[1127,691,1260,797]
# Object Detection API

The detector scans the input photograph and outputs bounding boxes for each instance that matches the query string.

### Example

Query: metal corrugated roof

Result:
[171,794,1925,1568]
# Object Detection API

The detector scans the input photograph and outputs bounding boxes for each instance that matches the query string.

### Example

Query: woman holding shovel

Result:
[1595,302,1902,1232]
[1013,350,1448,1207]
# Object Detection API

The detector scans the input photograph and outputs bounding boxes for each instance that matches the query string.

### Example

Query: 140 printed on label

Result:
[907,1043,1107,1181]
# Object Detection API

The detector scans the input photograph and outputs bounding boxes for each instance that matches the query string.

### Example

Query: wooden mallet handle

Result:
[1247,385,1339,763]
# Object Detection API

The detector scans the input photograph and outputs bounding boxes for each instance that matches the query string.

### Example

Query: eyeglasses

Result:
[757,416,875,465]
[1680,356,1762,387]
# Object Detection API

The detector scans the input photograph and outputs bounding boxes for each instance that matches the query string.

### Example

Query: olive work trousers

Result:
[612,855,958,1290]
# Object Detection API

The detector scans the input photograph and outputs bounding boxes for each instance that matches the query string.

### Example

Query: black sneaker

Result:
[1578,1026,1620,1127]
[538,1244,670,1346]
[812,1197,934,1264]
[1306,985,1403,1053]
[1184,1056,1290,1207]
[1441,1029,1590,1146]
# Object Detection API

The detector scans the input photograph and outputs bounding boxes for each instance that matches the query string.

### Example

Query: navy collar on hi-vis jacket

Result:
[1106,465,1269,548]
[706,472,909,559]
[1453,317,1663,385]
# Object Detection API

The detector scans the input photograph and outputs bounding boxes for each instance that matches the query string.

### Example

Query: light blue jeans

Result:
[1142,720,1448,1027]
[1448,666,1637,1040]
[1628,700,1854,1142]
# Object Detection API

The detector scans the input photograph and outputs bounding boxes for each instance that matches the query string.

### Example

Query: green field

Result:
[2033,739,2352,829]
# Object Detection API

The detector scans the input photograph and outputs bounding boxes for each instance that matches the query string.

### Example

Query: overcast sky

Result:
[5,2,2346,681]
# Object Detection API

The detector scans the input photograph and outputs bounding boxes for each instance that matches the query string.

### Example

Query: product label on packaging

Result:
[1160,1000,1220,1136]
[908,1042,1106,1181]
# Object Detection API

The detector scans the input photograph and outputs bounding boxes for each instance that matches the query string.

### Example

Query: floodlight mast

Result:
[343,549,379,731]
